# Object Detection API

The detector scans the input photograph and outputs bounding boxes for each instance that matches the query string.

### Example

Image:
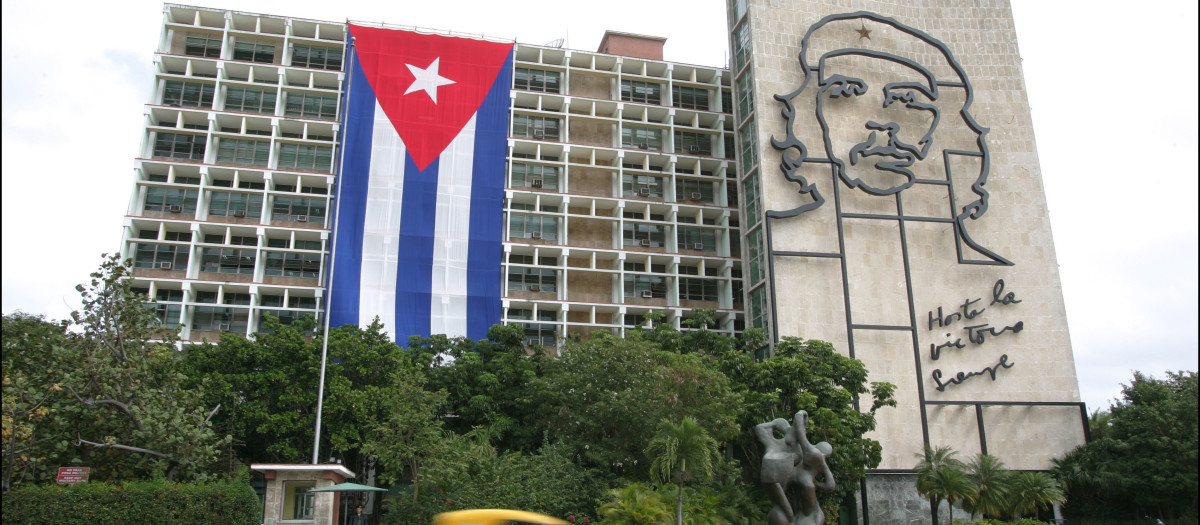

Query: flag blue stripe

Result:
[394,156,439,340]
[465,53,513,340]
[328,60,375,329]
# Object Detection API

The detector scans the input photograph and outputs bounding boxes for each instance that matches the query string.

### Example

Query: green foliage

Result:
[950,520,1051,525]
[963,454,1012,519]
[646,416,721,525]
[598,483,672,525]
[383,442,604,524]
[0,479,260,525]
[1008,471,1065,518]
[531,334,743,477]
[1053,370,1198,521]
[715,337,895,517]
[3,255,226,489]
[914,446,974,523]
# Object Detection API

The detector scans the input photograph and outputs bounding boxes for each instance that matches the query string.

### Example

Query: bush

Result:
[1,479,261,525]
[950,520,1051,525]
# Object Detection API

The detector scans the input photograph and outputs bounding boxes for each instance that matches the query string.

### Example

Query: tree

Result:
[1008,471,1065,518]
[963,454,1011,519]
[913,446,973,523]
[645,416,720,525]
[1052,370,1198,520]
[2,313,70,492]
[598,483,672,525]
[360,364,451,504]
[4,256,226,484]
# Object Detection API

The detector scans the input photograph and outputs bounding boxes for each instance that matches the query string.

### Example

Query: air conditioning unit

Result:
[232,210,246,217]
[295,214,309,222]
[533,129,546,139]
[688,145,702,153]
[528,285,541,292]
[639,187,651,196]
[531,179,544,188]
[641,290,654,298]
[167,205,183,213]
[637,143,649,150]
[693,242,705,250]
[530,231,542,239]
[216,323,231,331]
[640,238,651,246]
[158,262,173,270]
[690,192,704,200]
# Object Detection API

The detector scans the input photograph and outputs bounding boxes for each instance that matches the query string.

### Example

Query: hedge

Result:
[2,479,261,525]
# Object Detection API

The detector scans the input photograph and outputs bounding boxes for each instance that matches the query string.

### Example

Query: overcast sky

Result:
[2,0,1196,413]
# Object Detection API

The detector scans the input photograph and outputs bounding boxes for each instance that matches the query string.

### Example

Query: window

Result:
[223,293,252,305]
[747,229,764,284]
[623,222,666,248]
[732,268,744,304]
[225,86,277,114]
[264,251,321,278]
[676,179,714,203]
[672,86,710,110]
[184,36,221,58]
[292,44,342,70]
[514,67,560,93]
[260,294,285,307]
[232,41,275,63]
[289,296,317,309]
[153,303,182,329]
[622,174,664,198]
[285,92,338,119]
[133,243,188,270]
[509,214,558,240]
[258,309,310,329]
[195,291,218,304]
[191,306,250,332]
[677,227,717,252]
[144,187,199,213]
[209,191,264,219]
[622,126,663,151]
[750,287,767,330]
[295,239,322,250]
[508,267,557,292]
[272,196,326,223]
[520,322,556,347]
[625,313,647,328]
[216,138,269,167]
[278,144,333,171]
[732,22,751,73]
[153,133,206,161]
[510,163,559,190]
[621,80,662,104]
[157,289,184,302]
[737,73,755,118]
[722,91,733,114]
[163,80,214,108]
[624,274,666,298]
[674,131,712,156]
[680,278,718,302]
[739,120,758,174]
[200,248,256,275]
[512,115,560,141]
[743,173,762,228]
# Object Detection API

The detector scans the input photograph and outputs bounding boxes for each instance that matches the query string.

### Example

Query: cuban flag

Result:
[329,25,513,342]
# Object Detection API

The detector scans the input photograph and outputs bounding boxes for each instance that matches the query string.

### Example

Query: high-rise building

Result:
[121,4,742,347]
[119,3,1085,523]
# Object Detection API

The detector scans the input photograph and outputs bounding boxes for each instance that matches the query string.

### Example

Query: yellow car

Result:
[431,509,569,525]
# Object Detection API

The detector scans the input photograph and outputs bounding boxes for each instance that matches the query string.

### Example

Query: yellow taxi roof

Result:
[431,509,569,525]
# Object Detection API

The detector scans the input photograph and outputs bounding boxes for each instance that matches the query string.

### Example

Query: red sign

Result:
[56,467,90,484]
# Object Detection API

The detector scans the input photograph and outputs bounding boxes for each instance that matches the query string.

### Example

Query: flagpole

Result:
[312,32,357,465]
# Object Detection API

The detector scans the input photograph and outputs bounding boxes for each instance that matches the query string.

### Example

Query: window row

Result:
[152,134,333,171]
[162,80,338,119]
[143,188,326,222]
[184,37,341,71]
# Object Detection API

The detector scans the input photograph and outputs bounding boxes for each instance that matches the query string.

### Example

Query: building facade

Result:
[121,4,743,348]
[119,3,1084,523]
[726,0,1085,522]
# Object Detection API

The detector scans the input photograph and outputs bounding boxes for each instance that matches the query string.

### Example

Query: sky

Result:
[1,0,1196,413]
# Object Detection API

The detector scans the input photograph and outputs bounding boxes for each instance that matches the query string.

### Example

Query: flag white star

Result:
[404,57,455,103]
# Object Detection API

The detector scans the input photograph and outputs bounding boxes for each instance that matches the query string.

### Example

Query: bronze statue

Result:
[756,411,835,525]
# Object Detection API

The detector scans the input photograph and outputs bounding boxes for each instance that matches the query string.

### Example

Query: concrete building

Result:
[119,3,1084,523]
[726,0,1085,522]
[121,4,742,348]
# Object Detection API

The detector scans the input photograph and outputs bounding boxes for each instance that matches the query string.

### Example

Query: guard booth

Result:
[251,463,355,525]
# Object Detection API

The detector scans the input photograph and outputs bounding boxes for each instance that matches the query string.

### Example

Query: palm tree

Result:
[645,416,720,525]
[964,454,1013,519]
[598,483,672,525]
[1008,471,1066,518]
[914,446,969,522]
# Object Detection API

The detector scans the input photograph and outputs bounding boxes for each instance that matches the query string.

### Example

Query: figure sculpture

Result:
[756,411,835,525]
